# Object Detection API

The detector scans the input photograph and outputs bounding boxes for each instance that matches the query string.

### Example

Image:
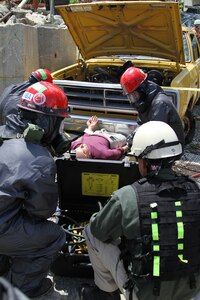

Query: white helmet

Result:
[194,19,200,26]
[129,121,182,159]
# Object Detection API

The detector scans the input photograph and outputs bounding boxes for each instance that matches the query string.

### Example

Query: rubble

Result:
[0,0,66,26]
[172,104,200,183]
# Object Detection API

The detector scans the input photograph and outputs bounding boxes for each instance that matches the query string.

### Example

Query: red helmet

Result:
[31,69,53,83]
[18,81,69,117]
[120,67,147,95]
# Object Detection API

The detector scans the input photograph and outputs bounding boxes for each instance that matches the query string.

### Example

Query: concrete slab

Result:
[0,23,77,94]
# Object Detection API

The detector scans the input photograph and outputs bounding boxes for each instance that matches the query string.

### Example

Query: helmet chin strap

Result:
[138,140,180,159]
[149,164,162,176]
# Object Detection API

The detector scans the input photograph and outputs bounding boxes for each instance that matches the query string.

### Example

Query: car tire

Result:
[183,109,196,145]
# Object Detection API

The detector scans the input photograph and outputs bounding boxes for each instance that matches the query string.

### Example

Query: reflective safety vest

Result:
[124,175,200,294]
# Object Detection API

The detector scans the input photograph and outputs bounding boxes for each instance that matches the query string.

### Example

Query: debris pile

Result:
[0,0,66,26]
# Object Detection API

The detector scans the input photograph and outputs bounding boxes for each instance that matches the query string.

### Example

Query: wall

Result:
[0,23,77,94]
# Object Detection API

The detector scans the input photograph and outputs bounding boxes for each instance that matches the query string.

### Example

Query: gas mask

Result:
[18,110,72,156]
[51,132,72,156]
[22,123,72,156]
[48,119,71,156]
[128,90,147,113]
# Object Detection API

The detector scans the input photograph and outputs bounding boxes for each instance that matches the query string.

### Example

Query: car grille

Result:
[53,80,180,133]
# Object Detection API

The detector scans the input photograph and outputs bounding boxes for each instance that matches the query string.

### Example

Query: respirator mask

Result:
[19,110,72,156]
[128,85,148,114]
[50,119,72,156]
[51,132,72,156]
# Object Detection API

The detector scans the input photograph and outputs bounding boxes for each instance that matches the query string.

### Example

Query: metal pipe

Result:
[49,0,55,24]
[18,0,29,8]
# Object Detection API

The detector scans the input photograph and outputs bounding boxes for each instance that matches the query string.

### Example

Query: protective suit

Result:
[0,277,29,300]
[136,81,185,147]
[0,69,53,126]
[0,80,31,125]
[120,67,185,148]
[0,81,68,298]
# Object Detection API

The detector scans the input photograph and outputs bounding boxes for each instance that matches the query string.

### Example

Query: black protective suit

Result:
[0,113,66,294]
[0,79,34,125]
[135,81,185,147]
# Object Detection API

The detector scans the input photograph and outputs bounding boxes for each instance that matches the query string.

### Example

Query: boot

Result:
[81,284,121,300]
[25,278,53,299]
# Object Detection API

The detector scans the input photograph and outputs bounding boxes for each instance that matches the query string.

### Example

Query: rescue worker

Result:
[81,121,200,300]
[0,81,69,298]
[120,67,185,147]
[0,68,53,125]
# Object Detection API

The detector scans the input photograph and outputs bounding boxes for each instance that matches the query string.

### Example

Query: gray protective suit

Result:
[0,80,32,125]
[0,114,66,294]
[0,277,29,300]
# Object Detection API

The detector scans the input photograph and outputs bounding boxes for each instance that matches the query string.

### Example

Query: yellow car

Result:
[52,0,200,144]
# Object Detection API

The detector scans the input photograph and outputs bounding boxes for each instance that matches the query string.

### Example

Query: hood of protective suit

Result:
[0,80,31,126]
[145,81,163,104]
[0,112,63,147]
[0,114,29,137]
[35,114,63,146]
[133,80,162,113]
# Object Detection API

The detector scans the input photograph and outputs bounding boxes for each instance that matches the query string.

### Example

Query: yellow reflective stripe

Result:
[175,201,188,263]
[178,254,188,263]
[178,243,183,250]
[153,256,160,277]
[175,201,182,206]
[153,245,160,251]
[176,210,182,218]
[150,203,160,277]
[177,222,184,239]
[151,212,158,219]
[152,224,159,241]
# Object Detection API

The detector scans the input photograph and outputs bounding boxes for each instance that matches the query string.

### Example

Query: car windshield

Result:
[183,32,191,62]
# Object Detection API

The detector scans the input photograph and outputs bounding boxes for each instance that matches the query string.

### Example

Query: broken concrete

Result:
[0,1,77,94]
[0,22,77,93]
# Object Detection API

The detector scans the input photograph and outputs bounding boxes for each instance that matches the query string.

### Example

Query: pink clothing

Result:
[70,134,124,160]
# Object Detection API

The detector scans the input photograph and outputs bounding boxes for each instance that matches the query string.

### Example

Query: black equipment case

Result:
[51,156,140,277]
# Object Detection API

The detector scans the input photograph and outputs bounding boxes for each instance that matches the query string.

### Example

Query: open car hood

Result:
[56,1,185,64]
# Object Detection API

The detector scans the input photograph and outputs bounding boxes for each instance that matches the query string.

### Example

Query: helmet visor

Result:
[127,91,140,104]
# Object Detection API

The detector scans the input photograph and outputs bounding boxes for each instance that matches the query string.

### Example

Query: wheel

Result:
[183,109,196,145]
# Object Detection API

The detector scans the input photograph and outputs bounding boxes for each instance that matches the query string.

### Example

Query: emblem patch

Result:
[33,93,46,106]
[22,91,33,102]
